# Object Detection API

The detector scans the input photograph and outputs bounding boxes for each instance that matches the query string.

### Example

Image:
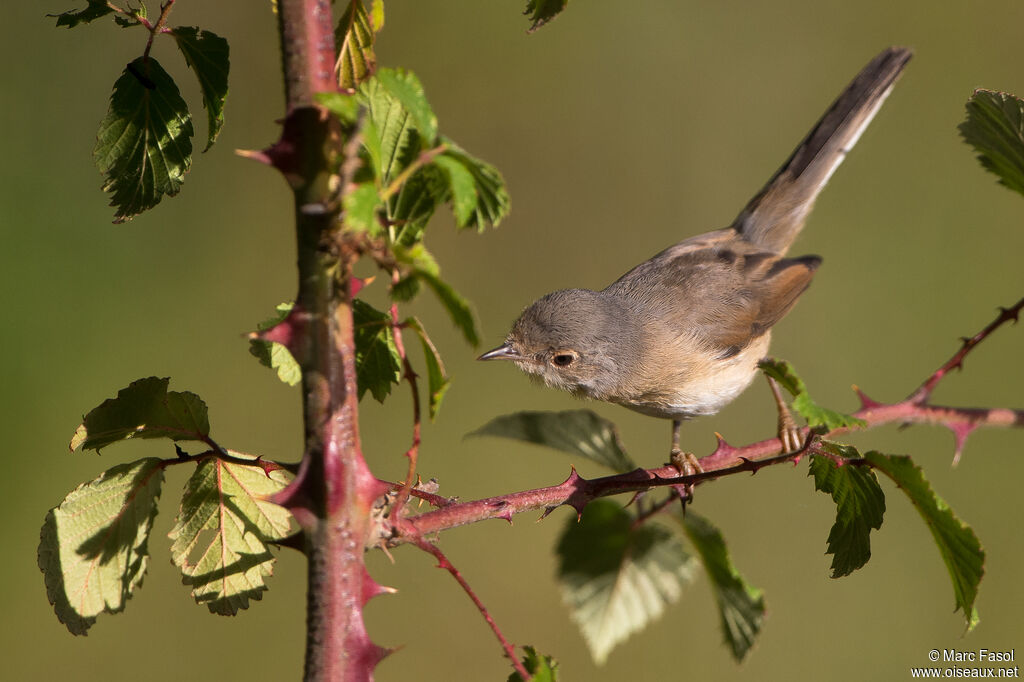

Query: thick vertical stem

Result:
[272,2,387,680]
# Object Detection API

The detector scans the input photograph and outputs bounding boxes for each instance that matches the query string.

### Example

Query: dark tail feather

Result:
[733,46,912,254]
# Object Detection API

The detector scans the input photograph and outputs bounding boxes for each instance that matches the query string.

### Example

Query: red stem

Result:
[412,538,531,680]
[910,296,1023,403]
[270,1,390,680]
[389,287,422,523]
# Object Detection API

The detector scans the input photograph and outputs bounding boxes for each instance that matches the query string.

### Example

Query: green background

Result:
[4,1,1023,680]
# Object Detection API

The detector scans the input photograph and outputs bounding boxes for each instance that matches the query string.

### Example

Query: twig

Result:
[909,296,1023,404]
[412,538,531,681]
[143,0,176,59]
[390,278,422,523]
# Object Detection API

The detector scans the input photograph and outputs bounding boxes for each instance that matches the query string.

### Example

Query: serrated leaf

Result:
[376,68,438,145]
[343,181,383,234]
[759,358,865,431]
[865,451,984,631]
[51,0,114,28]
[437,142,510,230]
[388,163,447,239]
[468,410,636,473]
[352,299,402,402]
[415,269,479,346]
[393,241,439,275]
[169,454,293,614]
[94,57,193,223]
[249,302,301,386]
[114,12,142,28]
[679,511,765,661]
[407,317,450,420]
[808,448,886,578]
[71,377,210,452]
[38,458,165,634]
[508,646,559,682]
[432,154,477,226]
[360,77,417,183]
[335,0,378,90]
[170,27,230,152]
[557,500,696,664]
[523,0,569,33]
[960,90,1024,198]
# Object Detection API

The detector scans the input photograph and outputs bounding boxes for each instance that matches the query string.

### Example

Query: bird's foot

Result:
[670,449,704,476]
[767,374,804,453]
[778,410,803,453]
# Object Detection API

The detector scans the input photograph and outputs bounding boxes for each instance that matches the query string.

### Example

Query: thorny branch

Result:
[396,296,1023,540]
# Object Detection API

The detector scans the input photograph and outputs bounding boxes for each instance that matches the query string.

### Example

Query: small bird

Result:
[479,47,911,470]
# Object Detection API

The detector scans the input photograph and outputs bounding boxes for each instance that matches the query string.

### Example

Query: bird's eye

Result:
[551,352,577,368]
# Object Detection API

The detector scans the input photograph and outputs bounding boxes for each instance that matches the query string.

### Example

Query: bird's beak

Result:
[477,343,521,361]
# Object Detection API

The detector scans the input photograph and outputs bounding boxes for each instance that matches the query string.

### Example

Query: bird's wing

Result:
[606,231,819,355]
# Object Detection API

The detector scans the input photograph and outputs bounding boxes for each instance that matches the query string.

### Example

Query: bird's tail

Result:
[733,46,912,254]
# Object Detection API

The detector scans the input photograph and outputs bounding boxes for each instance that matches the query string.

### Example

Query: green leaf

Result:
[808,447,886,578]
[335,0,379,90]
[360,76,417,183]
[508,646,559,682]
[759,358,865,431]
[557,500,696,664]
[407,317,451,420]
[388,163,447,238]
[343,181,383,234]
[376,68,438,145]
[70,377,210,452]
[169,453,293,614]
[468,410,636,473]
[317,91,361,123]
[114,12,143,28]
[352,299,403,402]
[438,142,511,230]
[523,0,569,33]
[51,0,114,28]
[38,458,165,634]
[170,27,230,152]
[415,269,479,346]
[679,511,765,662]
[432,154,477,226]
[959,90,1024,198]
[865,451,984,631]
[94,57,193,223]
[248,302,301,387]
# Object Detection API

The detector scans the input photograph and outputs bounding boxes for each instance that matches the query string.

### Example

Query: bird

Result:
[479,47,911,472]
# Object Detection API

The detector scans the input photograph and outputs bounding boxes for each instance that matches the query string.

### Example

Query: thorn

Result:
[373,644,400,666]
[538,506,559,521]
[949,422,976,466]
[623,490,645,508]
[174,444,190,460]
[711,432,737,459]
[350,275,375,296]
[362,571,397,605]
[235,148,273,165]
[853,385,882,409]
